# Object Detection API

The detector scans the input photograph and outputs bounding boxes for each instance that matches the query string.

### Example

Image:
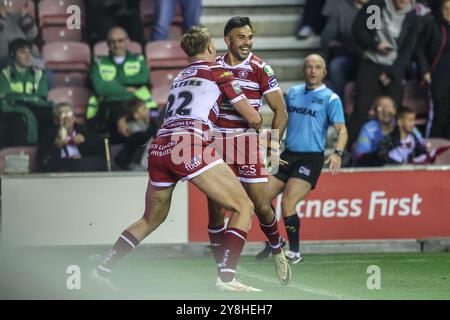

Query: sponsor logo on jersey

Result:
[185,155,203,171]
[231,80,243,94]
[220,71,234,78]
[238,70,249,79]
[238,164,257,176]
[268,76,278,89]
[299,166,311,177]
[264,65,275,77]
[287,106,318,118]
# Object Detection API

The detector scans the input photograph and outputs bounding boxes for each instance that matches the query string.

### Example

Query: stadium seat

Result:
[0,146,38,174]
[151,86,170,109]
[93,41,143,57]
[38,0,86,27]
[8,0,36,19]
[150,69,182,107]
[139,0,182,25]
[145,40,189,69]
[424,138,450,165]
[48,86,92,124]
[151,69,182,88]
[41,26,83,43]
[43,41,91,72]
[51,72,88,88]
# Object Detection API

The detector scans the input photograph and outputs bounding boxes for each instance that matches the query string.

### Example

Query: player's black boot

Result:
[256,239,286,259]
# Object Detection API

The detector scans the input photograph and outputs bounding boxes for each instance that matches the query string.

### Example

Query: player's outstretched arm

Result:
[232,99,263,130]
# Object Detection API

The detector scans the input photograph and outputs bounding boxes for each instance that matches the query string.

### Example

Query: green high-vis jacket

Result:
[0,64,51,144]
[89,52,157,119]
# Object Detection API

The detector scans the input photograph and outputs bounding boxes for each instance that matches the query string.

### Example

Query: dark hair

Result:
[8,38,32,60]
[224,16,253,37]
[123,98,146,120]
[396,106,415,120]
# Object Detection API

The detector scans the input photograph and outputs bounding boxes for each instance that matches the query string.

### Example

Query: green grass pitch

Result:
[2,247,450,299]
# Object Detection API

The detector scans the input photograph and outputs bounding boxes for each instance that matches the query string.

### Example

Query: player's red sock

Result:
[219,227,247,282]
[97,230,140,276]
[259,217,282,255]
[208,224,226,268]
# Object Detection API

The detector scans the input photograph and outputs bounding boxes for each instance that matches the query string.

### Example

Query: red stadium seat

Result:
[145,40,189,69]
[151,86,170,108]
[150,69,182,107]
[52,72,88,88]
[41,26,83,43]
[43,41,91,72]
[139,0,182,25]
[0,146,38,174]
[424,138,450,165]
[93,41,143,57]
[48,86,92,124]
[38,0,86,27]
[7,0,36,19]
[151,69,182,88]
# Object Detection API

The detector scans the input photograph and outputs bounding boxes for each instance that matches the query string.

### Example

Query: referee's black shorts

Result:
[273,150,325,189]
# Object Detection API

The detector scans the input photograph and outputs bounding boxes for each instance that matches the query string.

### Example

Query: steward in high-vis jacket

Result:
[88,27,157,143]
[0,39,53,148]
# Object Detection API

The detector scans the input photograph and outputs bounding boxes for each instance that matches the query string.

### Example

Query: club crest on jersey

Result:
[231,80,243,94]
[264,65,275,77]
[238,70,248,79]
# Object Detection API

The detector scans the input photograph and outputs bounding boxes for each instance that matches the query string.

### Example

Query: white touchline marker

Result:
[238,266,363,300]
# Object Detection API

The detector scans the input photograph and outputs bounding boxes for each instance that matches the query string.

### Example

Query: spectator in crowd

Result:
[0,0,37,69]
[86,0,144,45]
[151,0,202,41]
[378,106,427,165]
[321,0,368,98]
[88,27,157,143]
[114,99,157,170]
[348,0,419,151]
[297,0,326,39]
[353,95,397,166]
[37,102,107,172]
[416,0,450,139]
[0,38,53,148]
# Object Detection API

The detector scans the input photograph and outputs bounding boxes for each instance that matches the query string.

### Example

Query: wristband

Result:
[334,150,344,157]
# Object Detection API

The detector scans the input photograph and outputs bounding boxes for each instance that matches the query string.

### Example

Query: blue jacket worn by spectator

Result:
[354,119,424,166]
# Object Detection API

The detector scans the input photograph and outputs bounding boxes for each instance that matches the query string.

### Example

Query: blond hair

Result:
[180,26,212,57]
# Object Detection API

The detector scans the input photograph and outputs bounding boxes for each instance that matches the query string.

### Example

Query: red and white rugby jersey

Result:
[157,60,246,139]
[215,52,281,131]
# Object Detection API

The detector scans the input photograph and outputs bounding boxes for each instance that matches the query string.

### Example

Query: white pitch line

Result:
[238,266,362,300]
[243,258,433,266]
